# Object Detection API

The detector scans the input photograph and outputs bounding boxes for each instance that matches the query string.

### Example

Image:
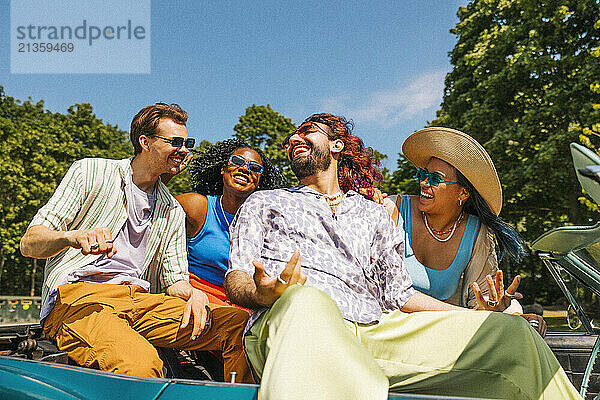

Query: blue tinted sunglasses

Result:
[228,154,263,175]
[414,168,458,187]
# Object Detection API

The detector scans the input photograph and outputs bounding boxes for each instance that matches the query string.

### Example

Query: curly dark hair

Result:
[188,139,285,195]
[301,113,382,194]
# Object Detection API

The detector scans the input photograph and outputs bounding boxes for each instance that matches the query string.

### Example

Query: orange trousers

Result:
[43,282,252,382]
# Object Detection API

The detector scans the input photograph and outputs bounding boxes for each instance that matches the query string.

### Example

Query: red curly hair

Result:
[301,113,381,194]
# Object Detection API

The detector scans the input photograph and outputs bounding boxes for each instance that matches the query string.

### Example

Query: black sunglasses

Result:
[228,154,263,175]
[151,135,195,149]
[414,168,458,187]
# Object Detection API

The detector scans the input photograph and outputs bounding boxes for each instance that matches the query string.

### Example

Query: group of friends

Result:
[20,103,581,399]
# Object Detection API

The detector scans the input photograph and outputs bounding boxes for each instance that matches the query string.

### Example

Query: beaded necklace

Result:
[422,211,463,243]
[324,191,343,207]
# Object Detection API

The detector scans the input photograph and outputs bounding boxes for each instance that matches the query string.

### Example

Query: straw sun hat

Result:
[401,127,503,216]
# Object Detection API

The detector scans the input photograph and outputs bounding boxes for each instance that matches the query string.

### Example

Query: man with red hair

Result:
[224,113,579,399]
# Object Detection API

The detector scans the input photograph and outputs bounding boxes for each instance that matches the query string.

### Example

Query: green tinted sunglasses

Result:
[414,168,458,187]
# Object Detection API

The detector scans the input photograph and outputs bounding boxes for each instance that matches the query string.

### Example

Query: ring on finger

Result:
[529,320,540,328]
[505,292,516,299]
[487,300,498,308]
[90,243,99,249]
[277,275,289,285]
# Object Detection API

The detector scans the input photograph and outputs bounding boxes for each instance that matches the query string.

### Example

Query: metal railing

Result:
[0,296,41,325]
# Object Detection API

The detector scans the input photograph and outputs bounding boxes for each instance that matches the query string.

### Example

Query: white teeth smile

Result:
[233,174,250,184]
[169,153,185,164]
[293,146,310,157]
[420,191,434,199]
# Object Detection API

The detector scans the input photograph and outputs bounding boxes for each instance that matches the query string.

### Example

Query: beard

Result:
[290,141,332,179]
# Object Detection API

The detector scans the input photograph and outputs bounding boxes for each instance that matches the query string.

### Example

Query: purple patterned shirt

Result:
[227,185,415,327]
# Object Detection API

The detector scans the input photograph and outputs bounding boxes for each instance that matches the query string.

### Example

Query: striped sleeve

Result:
[29,160,85,231]
[158,206,189,289]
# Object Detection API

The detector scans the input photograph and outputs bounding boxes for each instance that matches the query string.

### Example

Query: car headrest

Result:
[571,143,600,205]
[532,223,600,253]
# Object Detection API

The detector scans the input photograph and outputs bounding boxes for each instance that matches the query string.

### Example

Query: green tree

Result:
[380,155,420,197]
[429,0,600,304]
[0,87,132,295]
[233,104,297,185]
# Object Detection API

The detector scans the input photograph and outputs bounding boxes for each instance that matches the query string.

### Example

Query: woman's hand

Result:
[357,187,387,204]
[472,270,523,312]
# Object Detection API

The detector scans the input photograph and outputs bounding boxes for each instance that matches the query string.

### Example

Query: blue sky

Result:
[1,1,465,169]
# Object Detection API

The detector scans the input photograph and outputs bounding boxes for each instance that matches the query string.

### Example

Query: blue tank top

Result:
[399,195,480,300]
[187,195,235,287]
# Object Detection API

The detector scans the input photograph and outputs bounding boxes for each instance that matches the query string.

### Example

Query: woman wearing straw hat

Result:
[384,127,527,312]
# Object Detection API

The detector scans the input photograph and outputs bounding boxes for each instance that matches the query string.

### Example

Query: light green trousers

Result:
[245,285,581,400]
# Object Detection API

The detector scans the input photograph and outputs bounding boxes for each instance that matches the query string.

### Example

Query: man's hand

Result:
[181,288,210,340]
[252,250,307,307]
[166,281,210,340]
[66,227,116,257]
[20,225,115,259]
[520,313,547,337]
[473,270,523,312]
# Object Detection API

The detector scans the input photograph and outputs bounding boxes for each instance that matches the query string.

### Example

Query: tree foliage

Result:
[379,155,420,197]
[425,0,600,304]
[233,104,298,186]
[0,87,132,295]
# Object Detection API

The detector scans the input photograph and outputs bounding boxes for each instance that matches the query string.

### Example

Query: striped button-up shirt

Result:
[29,158,188,317]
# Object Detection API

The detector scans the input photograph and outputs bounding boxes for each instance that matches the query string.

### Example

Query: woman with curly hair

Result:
[176,139,285,305]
